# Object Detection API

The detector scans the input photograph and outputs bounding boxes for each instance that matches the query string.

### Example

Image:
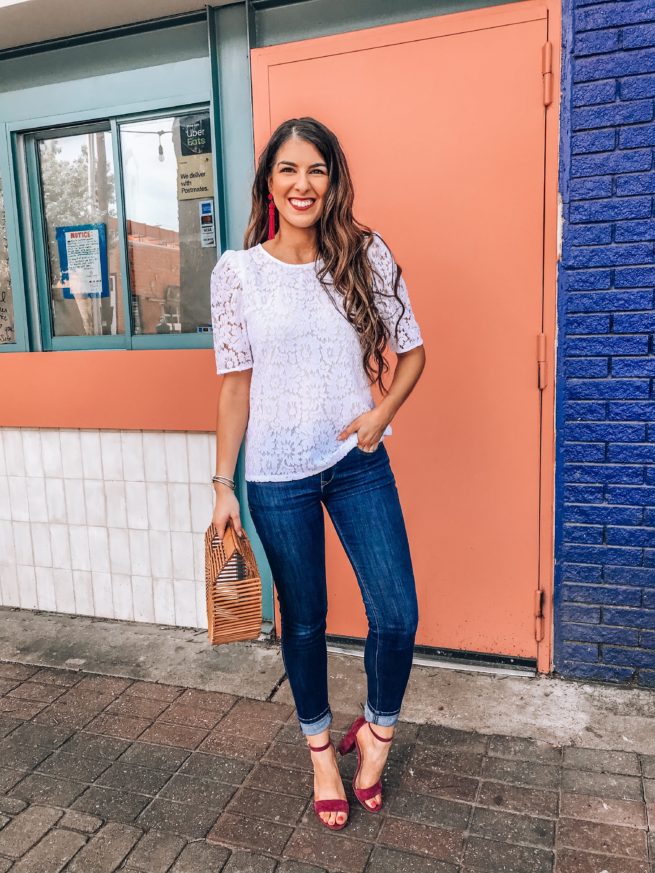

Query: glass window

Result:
[25,106,216,349]
[37,129,124,337]
[0,177,15,345]
[120,112,215,335]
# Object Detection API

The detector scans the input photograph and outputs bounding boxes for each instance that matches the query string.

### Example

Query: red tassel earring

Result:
[267,193,276,240]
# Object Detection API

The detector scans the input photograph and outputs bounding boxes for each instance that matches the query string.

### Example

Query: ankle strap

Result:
[307,739,332,752]
[368,723,394,743]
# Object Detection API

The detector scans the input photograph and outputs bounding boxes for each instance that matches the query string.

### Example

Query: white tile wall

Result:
[35,566,56,611]
[54,567,76,614]
[0,563,19,605]
[61,430,83,479]
[32,522,53,568]
[22,430,44,477]
[14,521,33,566]
[84,479,106,526]
[91,570,113,618]
[153,576,175,625]
[0,428,214,629]
[74,569,95,616]
[146,482,169,531]
[0,476,10,520]
[27,478,48,523]
[41,430,63,478]
[126,482,148,530]
[121,432,145,482]
[50,523,71,571]
[45,478,67,524]
[18,564,38,610]
[132,575,155,623]
[64,479,86,526]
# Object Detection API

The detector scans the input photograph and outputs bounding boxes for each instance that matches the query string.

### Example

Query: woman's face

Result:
[268,137,330,231]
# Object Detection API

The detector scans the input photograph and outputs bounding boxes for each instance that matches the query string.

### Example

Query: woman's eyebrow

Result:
[277,160,328,168]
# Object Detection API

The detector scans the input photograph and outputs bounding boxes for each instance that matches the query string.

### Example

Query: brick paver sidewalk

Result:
[0,660,653,872]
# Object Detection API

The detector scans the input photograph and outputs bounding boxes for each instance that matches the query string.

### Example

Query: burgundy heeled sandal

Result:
[307,738,350,830]
[337,715,393,813]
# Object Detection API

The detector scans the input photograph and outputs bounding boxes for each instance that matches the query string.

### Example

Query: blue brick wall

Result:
[554,0,655,687]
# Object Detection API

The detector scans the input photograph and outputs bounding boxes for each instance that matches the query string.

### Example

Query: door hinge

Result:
[535,588,545,642]
[537,332,547,389]
[542,41,553,107]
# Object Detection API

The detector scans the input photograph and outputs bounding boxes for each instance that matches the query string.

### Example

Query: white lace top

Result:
[210,232,423,481]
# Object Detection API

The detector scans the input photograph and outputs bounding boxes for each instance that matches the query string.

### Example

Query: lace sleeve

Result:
[369,232,424,354]
[210,250,254,375]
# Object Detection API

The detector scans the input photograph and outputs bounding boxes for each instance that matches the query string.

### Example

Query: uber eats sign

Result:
[177,113,214,201]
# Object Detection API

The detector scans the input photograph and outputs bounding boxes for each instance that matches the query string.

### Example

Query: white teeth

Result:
[290,199,314,207]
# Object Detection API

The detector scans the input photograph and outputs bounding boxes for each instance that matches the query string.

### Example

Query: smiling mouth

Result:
[288,198,315,210]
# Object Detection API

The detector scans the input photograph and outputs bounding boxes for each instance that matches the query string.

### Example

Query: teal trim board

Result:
[109,117,134,348]
[9,128,42,352]
[206,6,228,256]
[210,2,257,253]
[24,135,52,351]
[0,13,207,64]
[0,122,29,352]
[250,0,525,46]
[0,18,209,95]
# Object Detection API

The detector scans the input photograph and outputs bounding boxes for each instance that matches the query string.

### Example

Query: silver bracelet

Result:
[212,475,235,490]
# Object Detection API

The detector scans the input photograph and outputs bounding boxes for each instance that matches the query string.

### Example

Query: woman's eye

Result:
[279,167,325,174]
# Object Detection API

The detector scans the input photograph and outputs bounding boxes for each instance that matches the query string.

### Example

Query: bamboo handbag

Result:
[204,519,262,644]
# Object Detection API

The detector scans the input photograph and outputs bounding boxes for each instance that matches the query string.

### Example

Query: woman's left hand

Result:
[337,406,390,451]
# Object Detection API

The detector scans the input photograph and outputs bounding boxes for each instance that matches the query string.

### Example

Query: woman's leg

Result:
[324,444,419,722]
[323,443,419,806]
[246,475,348,825]
[246,475,332,734]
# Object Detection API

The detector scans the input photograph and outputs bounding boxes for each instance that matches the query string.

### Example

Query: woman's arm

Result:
[377,343,426,425]
[212,369,252,537]
[338,344,426,449]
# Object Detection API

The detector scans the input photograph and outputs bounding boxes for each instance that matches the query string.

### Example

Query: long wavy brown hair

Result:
[243,116,407,397]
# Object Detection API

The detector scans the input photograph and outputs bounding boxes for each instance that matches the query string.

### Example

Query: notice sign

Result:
[55,223,109,299]
[177,154,214,202]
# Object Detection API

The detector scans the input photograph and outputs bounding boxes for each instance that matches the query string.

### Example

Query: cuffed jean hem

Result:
[364,701,400,727]
[298,708,333,736]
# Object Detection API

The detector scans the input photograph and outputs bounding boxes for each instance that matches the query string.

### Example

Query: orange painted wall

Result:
[0,350,218,431]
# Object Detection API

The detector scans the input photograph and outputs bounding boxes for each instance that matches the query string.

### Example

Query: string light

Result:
[121,127,172,163]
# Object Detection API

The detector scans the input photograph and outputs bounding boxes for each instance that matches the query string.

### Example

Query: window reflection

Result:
[120,113,215,335]
[38,130,124,337]
[0,178,15,344]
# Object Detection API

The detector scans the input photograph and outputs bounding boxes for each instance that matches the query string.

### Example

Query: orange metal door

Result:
[251,2,555,662]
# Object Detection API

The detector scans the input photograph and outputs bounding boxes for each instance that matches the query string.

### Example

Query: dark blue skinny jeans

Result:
[246,442,419,736]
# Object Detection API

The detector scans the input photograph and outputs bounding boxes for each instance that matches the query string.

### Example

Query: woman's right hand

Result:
[212,485,245,539]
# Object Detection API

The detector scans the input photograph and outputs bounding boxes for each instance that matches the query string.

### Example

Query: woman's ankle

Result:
[306,728,331,750]
[368,721,395,742]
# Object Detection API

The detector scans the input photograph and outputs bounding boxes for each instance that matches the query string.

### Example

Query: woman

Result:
[210,117,426,830]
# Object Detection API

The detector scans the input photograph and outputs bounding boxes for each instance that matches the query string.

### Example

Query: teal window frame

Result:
[0,123,30,353]
[18,99,217,352]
